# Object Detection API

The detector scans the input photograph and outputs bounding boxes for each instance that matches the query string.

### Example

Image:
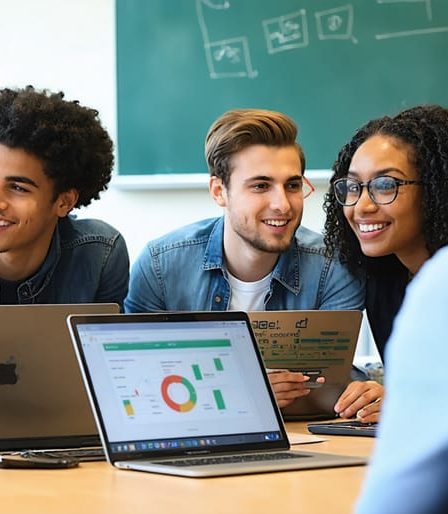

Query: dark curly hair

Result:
[323,104,448,275]
[0,86,113,208]
[205,108,305,188]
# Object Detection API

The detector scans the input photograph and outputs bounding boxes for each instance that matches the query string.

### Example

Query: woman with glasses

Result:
[323,104,448,423]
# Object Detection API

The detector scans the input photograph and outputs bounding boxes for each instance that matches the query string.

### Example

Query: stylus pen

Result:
[365,397,382,408]
[355,397,382,418]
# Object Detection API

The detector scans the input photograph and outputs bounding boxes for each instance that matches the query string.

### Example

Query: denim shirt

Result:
[1,216,130,309]
[125,217,365,313]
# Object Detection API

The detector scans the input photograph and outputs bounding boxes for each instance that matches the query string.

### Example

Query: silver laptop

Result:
[67,311,366,477]
[0,303,119,456]
[248,310,363,421]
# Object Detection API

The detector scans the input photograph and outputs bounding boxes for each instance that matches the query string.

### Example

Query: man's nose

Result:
[0,193,8,212]
[270,187,291,212]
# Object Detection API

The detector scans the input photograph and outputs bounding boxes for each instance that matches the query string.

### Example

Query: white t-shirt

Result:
[227,270,272,311]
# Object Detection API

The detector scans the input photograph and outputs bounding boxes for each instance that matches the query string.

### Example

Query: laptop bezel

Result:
[68,311,291,464]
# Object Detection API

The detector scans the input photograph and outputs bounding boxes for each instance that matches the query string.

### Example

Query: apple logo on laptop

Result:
[0,357,18,385]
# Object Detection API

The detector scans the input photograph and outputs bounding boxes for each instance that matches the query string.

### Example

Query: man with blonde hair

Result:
[126,108,363,406]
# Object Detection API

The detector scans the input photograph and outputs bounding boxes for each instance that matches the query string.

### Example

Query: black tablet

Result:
[307,420,378,437]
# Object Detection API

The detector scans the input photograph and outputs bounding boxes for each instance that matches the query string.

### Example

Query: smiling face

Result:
[211,144,304,262]
[0,144,77,280]
[343,134,429,273]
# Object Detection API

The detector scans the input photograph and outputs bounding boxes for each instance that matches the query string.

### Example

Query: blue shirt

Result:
[355,246,448,514]
[125,217,364,312]
[0,216,130,309]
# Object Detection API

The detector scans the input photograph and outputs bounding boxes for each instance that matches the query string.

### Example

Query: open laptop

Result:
[0,303,119,459]
[248,310,363,421]
[67,311,366,477]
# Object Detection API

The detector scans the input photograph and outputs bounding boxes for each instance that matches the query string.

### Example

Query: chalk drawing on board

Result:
[206,38,257,78]
[376,0,432,21]
[201,0,230,9]
[196,0,257,79]
[315,5,358,44]
[375,25,448,39]
[262,10,308,54]
[375,0,448,39]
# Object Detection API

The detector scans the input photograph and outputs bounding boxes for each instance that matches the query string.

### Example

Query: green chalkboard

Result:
[116,0,448,175]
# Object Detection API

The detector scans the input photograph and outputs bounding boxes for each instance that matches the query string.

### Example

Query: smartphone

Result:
[266,368,324,388]
[0,453,79,469]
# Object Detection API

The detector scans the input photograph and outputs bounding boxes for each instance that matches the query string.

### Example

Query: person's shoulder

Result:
[423,245,448,273]
[295,225,326,256]
[147,217,222,255]
[408,246,448,296]
[58,216,123,246]
[295,226,366,286]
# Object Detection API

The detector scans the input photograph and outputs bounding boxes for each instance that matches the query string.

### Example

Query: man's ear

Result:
[209,176,227,207]
[55,189,79,217]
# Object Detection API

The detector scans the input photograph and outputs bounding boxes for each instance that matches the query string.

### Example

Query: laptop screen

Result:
[71,313,288,458]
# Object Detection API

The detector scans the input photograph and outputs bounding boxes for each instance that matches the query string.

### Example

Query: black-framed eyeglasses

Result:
[333,176,424,206]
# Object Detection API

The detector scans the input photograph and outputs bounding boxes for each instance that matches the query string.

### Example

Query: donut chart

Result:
[161,374,197,412]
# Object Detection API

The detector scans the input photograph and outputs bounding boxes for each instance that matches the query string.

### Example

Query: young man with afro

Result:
[0,86,129,307]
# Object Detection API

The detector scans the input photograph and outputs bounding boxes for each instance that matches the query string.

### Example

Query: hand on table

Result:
[334,380,384,423]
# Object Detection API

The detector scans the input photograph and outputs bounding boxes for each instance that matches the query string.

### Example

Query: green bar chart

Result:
[213,389,226,410]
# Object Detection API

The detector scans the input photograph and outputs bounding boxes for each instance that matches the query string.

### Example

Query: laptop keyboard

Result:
[160,452,309,467]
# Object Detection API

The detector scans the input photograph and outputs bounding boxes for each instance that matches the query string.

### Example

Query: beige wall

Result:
[0,0,330,263]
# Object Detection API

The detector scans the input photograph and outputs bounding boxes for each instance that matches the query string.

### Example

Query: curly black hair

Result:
[323,104,448,275]
[0,86,113,208]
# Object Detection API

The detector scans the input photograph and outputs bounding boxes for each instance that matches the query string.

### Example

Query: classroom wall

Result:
[1,0,374,356]
[0,0,328,263]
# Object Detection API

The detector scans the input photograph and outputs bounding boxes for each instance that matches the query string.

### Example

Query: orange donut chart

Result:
[161,374,197,412]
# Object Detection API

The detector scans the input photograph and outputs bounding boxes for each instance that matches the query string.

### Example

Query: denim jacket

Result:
[1,216,129,308]
[125,217,364,313]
